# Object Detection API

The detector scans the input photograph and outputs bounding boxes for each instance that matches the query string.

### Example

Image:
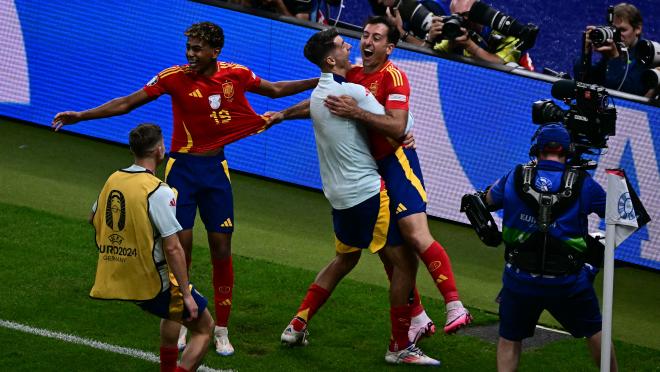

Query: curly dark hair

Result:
[184,22,225,49]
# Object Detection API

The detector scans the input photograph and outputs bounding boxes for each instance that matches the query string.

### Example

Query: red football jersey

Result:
[347,60,410,160]
[143,62,268,153]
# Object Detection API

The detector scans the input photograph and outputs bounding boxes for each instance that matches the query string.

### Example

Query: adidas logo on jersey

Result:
[220,218,233,228]
[396,203,407,214]
[188,89,202,98]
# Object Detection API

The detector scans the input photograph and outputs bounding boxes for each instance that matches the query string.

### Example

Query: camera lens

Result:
[590,26,614,47]
[637,39,660,67]
[532,100,566,124]
[441,15,464,40]
[642,68,660,91]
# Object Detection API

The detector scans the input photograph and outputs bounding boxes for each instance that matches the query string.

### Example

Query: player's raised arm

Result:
[52,89,155,131]
[251,78,318,98]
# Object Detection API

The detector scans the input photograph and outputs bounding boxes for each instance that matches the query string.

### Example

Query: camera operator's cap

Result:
[536,124,570,150]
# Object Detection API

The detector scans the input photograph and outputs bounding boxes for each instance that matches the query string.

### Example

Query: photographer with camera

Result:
[478,124,618,371]
[574,3,649,96]
[368,0,450,47]
[426,0,536,69]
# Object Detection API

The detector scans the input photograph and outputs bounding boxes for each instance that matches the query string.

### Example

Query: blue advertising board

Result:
[1,0,658,269]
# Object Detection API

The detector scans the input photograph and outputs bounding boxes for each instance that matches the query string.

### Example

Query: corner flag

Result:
[601,169,650,372]
[605,169,650,246]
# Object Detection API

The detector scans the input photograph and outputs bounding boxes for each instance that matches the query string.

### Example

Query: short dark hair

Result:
[304,28,340,68]
[614,3,643,29]
[364,16,400,45]
[185,22,224,49]
[129,123,163,158]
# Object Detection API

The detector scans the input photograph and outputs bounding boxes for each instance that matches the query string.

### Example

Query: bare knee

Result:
[334,251,361,273]
[208,232,232,259]
[398,213,434,251]
[186,310,214,339]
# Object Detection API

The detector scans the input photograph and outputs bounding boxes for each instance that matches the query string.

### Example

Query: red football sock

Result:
[293,283,330,331]
[420,241,459,303]
[174,367,190,372]
[159,346,178,372]
[384,265,424,316]
[212,256,234,327]
[389,305,411,352]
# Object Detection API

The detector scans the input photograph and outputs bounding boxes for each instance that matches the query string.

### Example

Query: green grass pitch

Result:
[0,119,659,371]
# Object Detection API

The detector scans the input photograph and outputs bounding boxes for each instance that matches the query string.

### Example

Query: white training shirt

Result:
[311,72,414,210]
[92,164,182,288]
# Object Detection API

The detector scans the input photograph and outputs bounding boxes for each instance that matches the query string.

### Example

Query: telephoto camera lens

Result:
[642,68,660,91]
[637,39,660,67]
[467,1,538,50]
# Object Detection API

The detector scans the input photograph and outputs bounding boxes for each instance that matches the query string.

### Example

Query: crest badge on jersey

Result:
[222,81,234,100]
[209,94,221,110]
[369,81,379,95]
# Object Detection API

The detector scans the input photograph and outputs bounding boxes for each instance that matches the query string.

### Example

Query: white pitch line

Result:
[0,319,227,372]
[536,324,571,336]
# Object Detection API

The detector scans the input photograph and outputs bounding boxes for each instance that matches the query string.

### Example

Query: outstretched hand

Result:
[325,95,358,118]
[52,111,82,131]
[263,111,284,128]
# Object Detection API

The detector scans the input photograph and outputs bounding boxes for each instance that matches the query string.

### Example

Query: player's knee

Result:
[398,217,433,250]
[188,310,215,338]
[335,252,360,272]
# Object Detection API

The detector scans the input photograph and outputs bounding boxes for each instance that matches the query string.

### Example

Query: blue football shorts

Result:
[333,187,403,254]
[165,152,234,233]
[137,280,208,323]
[376,147,427,220]
[498,268,602,341]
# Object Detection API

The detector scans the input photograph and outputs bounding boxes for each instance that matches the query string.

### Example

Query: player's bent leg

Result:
[398,212,472,333]
[586,331,618,372]
[281,251,361,347]
[380,245,441,366]
[497,337,522,372]
[180,309,214,371]
[380,254,436,342]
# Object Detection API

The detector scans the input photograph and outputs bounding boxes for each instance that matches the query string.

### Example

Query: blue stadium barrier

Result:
[1,0,658,270]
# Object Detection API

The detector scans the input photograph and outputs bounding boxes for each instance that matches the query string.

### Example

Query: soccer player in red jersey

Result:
[52,21,317,357]
[277,16,472,340]
[324,16,473,336]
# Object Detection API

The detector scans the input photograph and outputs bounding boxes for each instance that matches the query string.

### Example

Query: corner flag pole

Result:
[601,222,616,372]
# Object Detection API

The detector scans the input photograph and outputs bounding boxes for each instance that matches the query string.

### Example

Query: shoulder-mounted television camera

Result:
[532,80,616,154]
